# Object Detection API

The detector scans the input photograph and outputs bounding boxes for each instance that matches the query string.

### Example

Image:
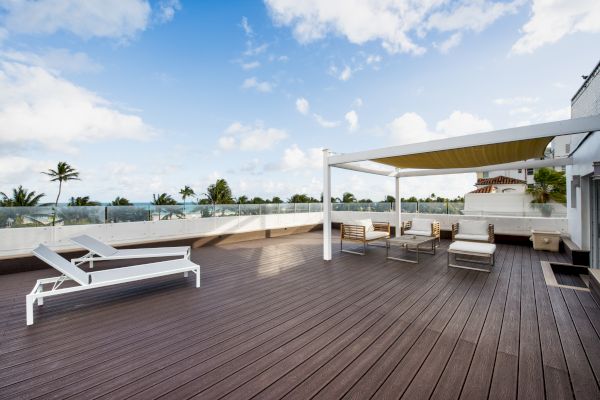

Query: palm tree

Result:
[42,162,80,225]
[527,168,566,216]
[152,193,178,205]
[0,186,46,206]
[179,185,195,211]
[383,195,395,203]
[237,195,249,204]
[271,196,283,204]
[68,196,101,206]
[205,179,234,204]
[342,192,356,203]
[110,197,132,206]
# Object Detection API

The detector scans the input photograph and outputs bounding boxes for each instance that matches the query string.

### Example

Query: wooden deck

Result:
[0,231,599,400]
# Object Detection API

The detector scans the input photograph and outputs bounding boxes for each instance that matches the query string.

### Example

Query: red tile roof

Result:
[476,175,526,185]
[470,185,496,194]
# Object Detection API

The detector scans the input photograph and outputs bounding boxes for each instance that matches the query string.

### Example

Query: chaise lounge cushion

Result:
[458,220,488,235]
[404,229,432,237]
[365,231,388,241]
[455,233,489,242]
[410,218,434,232]
[449,241,496,255]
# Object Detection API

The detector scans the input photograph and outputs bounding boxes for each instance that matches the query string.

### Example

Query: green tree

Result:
[152,193,178,205]
[383,195,395,203]
[358,198,373,203]
[179,185,195,210]
[251,196,266,204]
[0,186,46,206]
[42,162,80,225]
[68,196,101,206]
[342,192,356,203]
[237,195,249,204]
[110,197,132,206]
[271,196,283,204]
[204,179,234,204]
[528,167,566,204]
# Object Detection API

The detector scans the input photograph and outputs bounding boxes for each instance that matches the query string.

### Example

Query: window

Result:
[527,168,534,175]
[518,169,522,173]
[565,143,570,154]
[482,171,489,178]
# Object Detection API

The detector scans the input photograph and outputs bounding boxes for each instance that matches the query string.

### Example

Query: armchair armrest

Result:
[488,224,495,243]
[452,223,459,241]
[431,221,441,240]
[340,223,366,241]
[401,220,412,235]
[372,222,390,235]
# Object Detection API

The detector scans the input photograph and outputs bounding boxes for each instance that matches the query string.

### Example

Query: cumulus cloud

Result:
[241,76,273,92]
[156,0,181,23]
[296,97,310,115]
[0,60,156,151]
[0,48,102,74]
[240,16,254,36]
[0,156,53,186]
[241,61,260,70]
[218,121,287,151]
[345,110,359,131]
[0,0,152,40]
[387,110,493,145]
[434,32,462,54]
[272,144,323,172]
[313,113,341,128]
[265,0,521,54]
[512,0,600,54]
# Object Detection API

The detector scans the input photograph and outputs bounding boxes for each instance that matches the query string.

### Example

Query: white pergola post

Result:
[323,149,332,261]
[395,175,401,238]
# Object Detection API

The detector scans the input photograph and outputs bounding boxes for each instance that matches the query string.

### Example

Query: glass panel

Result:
[240,204,260,216]
[0,206,55,228]
[214,204,239,217]
[295,203,309,213]
[447,202,465,215]
[260,204,280,215]
[185,204,214,218]
[418,202,446,214]
[331,203,346,211]
[309,203,323,212]
[57,206,105,226]
[106,206,150,223]
[400,202,417,213]
[279,203,296,214]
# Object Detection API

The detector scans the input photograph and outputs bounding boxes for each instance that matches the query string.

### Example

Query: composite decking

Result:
[0,231,599,400]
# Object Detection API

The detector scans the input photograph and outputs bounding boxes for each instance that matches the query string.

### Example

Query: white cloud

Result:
[366,54,381,65]
[241,77,273,92]
[274,144,322,171]
[265,0,520,54]
[0,156,52,186]
[436,111,493,136]
[0,60,156,151]
[345,110,359,131]
[156,0,181,23]
[513,106,571,126]
[493,96,539,106]
[240,16,254,36]
[512,0,600,54]
[244,42,269,56]
[241,61,261,70]
[218,121,287,151]
[0,0,152,40]
[352,98,363,108]
[387,110,493,145]
[313,113,341,128]
[434,32,462,54]
[329,64,355,81]
[0,48,102,74]
[296,97,310,115]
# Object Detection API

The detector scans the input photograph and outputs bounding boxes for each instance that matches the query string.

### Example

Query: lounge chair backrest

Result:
[411,218,434,232]
[70,235,118,257]
[458,220,488,235]
[33,244,90,286]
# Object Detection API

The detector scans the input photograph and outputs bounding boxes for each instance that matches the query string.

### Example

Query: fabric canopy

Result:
[372,137,554,169]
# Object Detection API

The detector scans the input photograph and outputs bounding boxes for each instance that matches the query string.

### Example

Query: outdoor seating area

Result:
[1,231,599,399]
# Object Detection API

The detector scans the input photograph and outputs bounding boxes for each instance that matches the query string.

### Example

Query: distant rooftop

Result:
[475,175,526,186]
[571,59,600,104]
[469,185,497,194]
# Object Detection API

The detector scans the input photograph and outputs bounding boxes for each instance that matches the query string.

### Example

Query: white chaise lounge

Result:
[70,234,190,268]
[448,241,496,272]
[27,244,200,325]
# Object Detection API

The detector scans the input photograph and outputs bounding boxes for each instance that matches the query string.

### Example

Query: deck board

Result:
[0,231,599,400]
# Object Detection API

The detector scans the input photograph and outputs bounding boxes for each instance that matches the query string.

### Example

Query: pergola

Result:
[322,114,600,260]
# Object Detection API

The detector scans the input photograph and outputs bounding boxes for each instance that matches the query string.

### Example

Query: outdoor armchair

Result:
[452,219,495,243]
[401,218,441,244]
[340,219,390,255]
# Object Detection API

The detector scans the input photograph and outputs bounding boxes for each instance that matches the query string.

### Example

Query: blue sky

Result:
[1,0,599,203]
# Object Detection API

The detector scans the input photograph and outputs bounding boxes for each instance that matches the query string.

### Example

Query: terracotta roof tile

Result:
[476,175,526,185]
[470,185,496,194]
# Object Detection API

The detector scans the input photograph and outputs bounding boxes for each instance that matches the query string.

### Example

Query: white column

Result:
[395,175,401,237]
[323,149,332,260]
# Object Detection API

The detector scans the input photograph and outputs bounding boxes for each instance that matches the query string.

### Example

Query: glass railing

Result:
[0,201,566,229]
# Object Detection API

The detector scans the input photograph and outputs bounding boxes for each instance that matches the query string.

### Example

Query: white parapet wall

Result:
[0,210,568,259]
[0,213,323,259]
[331,211,567,236]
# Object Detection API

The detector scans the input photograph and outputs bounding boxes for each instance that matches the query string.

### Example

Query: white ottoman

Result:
[448,241,496,272]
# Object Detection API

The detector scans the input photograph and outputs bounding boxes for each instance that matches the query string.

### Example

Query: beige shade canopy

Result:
[371,136,554,169]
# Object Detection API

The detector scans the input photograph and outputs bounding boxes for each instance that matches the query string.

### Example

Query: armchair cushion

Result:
[365,231,389,241]
[352,218,375,232]
[404,229,432,237]
[455,233,489,242]
[458,220,488,236]
[410,218,434,232]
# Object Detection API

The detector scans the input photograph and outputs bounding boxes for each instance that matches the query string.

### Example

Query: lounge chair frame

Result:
[340,222,390,255]
[27,245,200,325]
